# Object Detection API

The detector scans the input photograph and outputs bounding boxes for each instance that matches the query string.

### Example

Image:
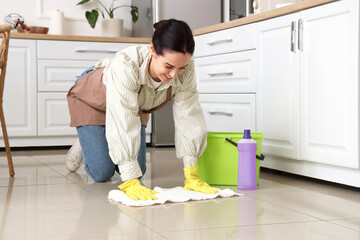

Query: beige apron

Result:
[67,67,172,127]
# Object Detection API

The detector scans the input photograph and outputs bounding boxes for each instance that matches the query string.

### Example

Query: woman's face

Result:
[149,43,192,83]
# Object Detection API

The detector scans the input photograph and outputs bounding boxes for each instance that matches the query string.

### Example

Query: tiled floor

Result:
[0,147,360,240]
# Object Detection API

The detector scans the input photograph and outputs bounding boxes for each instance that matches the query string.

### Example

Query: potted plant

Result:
[77,0,139,37]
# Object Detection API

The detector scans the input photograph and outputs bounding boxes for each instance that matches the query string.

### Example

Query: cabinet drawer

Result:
[195,50,256,93]
[199,94,256,132]
[38,60,96,91]
[38,93,77,136]
[38,40,139,60]
[194,23,256,58]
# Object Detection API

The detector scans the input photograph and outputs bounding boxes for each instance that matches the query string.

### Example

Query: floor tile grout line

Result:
[325,219,360,232]
[157,219,353,235]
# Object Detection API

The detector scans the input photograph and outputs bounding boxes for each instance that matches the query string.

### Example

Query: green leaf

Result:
[77,0,90,6]
[131,6,139,23]
[85,10,99,28]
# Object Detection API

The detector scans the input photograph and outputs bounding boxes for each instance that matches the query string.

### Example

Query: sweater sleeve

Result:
[172,62,207,166]
[103,55,143,181]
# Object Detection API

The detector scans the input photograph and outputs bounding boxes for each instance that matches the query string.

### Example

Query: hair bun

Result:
[153,20,168,30]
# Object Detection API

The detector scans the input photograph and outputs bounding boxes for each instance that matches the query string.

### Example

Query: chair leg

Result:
[0,104,14,177]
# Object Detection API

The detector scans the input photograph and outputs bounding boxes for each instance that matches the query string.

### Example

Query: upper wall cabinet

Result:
[256,0,359,168]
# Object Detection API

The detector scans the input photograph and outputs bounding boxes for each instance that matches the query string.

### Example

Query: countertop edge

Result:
[10,33,151,43]
[9,0,339,41]
[193,0,339,36]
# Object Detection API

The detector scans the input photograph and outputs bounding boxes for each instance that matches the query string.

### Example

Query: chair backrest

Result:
[0,25,12,100]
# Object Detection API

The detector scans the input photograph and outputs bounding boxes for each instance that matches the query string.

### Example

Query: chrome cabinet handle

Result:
[298,19,304,51]
[206,38,233,46]
[291,21,297,53]
[75,49,118,53]
[208,72,233,77]
[207,110,233,116]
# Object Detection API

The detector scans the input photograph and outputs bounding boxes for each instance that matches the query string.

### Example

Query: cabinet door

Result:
[199,94,256,133]
[256,13,301,159]
[300,0,358,168]
[38,93,77,136]
[3,39,37,137]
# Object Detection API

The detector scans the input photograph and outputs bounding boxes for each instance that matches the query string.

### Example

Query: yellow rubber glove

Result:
[184,165,218,194]
[118,179,158,201]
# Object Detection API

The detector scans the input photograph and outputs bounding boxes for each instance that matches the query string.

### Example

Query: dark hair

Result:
[152,19,195,55]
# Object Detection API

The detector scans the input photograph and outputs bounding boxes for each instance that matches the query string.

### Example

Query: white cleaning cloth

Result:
[108,186,243,207]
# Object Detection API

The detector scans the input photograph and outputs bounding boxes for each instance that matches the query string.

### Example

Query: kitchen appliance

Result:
[151,99,175,146]
[223,0,258,21]
[131,0,222,145]
[132,0,222,37]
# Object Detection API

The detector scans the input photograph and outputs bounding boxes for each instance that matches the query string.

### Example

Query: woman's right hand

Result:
[118,179,158,200]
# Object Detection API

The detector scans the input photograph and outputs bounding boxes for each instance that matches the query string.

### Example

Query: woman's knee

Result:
[85,163,115,182]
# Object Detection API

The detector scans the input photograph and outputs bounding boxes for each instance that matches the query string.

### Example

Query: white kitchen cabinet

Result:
[256,0,358,168]
[2,39,150,146]
[3,39,37,138]
[38,93,77,136]
[37,40,131,60]
[195,51,256,94]
[195,23,257,133]
[38,60,96,92]
[194,23,256,58]
[199,94,256,132]
[299,0,358,168]
[256,13,301,160]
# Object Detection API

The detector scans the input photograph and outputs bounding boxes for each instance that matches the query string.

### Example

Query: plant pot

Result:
[101,18,123,37]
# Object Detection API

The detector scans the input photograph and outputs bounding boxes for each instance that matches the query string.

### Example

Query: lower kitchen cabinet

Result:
[256,0,358,169]
[199,94,256,133]
[4,39,37,138]
[195,50,256,94]
[254,0,360,187]
[38,93,76,136]
[299,0,358,168]
[256,13,301,160]
[2,38,148,147]
[38,60,96,92]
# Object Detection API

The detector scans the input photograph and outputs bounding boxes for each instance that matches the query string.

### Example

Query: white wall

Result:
[1,0,134,37]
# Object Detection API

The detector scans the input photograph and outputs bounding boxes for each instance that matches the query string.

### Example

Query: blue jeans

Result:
[75,67,147,182]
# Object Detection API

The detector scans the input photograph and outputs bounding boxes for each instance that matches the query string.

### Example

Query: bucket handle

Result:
[225,138,265,161]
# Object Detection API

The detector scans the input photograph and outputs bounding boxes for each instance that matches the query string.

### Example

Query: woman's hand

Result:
[183,165,218,194]
[118,179,158,200]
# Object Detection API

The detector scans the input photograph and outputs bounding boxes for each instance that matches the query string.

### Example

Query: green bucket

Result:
[198,132,264,186]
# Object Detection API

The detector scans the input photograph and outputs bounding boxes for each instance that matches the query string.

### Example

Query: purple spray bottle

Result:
[237,129,257,190]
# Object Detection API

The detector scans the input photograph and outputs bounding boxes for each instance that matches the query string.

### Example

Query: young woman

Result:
[66,19,217,201]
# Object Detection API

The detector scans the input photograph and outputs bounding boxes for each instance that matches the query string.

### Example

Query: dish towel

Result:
[108,186,243,207]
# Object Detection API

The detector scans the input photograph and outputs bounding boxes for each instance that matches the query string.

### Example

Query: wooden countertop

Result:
[193,0,339,35]
[10,0,338,41]
[10,32,151,43]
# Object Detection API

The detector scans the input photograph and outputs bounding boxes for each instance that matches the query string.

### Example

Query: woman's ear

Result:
[150,42,155,55]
